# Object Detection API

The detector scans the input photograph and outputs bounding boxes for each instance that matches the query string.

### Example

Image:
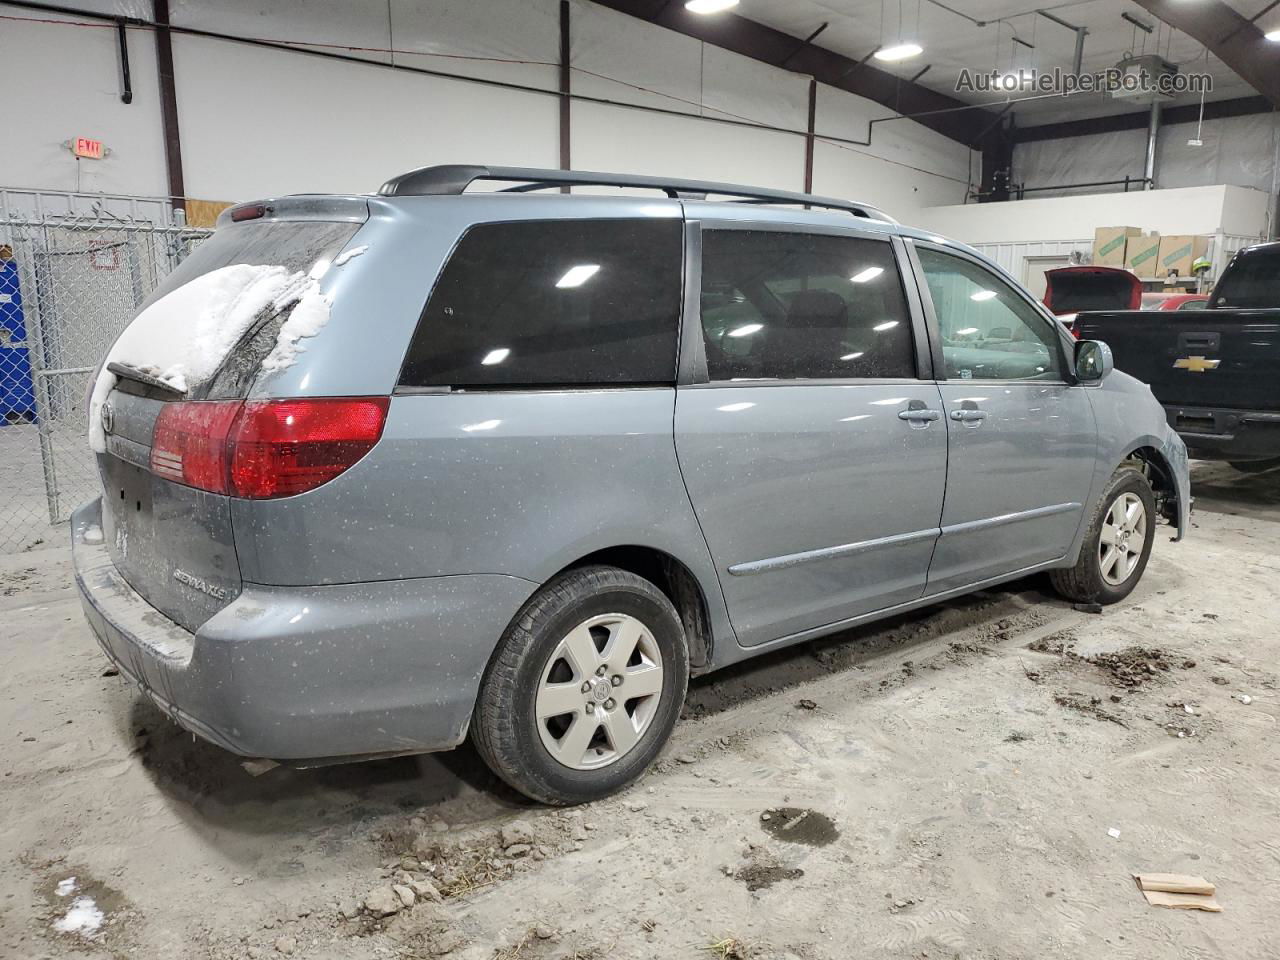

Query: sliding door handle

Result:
[898,408,941,422]
[950,408,988,422]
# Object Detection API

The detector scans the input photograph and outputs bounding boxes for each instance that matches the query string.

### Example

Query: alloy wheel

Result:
[1098,491,1147,586]
[534,613,665,770]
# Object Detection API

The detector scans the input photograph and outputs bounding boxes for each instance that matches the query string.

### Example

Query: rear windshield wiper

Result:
[106,361,188,398]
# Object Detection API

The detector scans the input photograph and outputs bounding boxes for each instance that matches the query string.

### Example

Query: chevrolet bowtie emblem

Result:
[1173,356,1220,373]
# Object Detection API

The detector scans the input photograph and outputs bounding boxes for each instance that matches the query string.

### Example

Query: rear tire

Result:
[472,565,689,805]
[1228,458,1280,473]
[1050,467,1156,605]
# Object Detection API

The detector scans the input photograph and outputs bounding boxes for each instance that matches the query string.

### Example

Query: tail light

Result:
[150,397,389,499]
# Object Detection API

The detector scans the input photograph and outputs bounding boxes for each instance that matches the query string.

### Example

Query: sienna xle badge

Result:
[72,165,1190,804]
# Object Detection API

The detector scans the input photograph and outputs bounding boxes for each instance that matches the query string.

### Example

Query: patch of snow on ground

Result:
[333,244,368,266]
[87,264,331,452]
[52,896,103,936]
[55,877,77,897]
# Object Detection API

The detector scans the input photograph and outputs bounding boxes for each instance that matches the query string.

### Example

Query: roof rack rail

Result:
[376,164,896,223]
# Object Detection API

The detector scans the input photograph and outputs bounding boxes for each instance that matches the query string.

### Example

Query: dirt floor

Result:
[3,461,1278,960]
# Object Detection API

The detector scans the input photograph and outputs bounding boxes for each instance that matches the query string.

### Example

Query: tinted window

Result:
[400,219,682,388]
[917,248,1062,382]
[1213,247,1280,309]
[699,230,915,381]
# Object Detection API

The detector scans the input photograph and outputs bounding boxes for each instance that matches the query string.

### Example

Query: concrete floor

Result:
[2,461,1277,960]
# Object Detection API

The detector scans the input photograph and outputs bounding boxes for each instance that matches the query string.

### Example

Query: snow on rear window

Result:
[87,264,331,452]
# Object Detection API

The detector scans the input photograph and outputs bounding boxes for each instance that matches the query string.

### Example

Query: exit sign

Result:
[72,137,104,160]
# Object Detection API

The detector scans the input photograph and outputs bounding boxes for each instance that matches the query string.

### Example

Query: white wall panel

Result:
[811,84,975,217]
[172,35,558,200]
[171,0,397,65]
[699,44,808,131]
[568,1,704,114]
[916,185,1269,244]
[571,101,804,191]
[5,0,974,210]
[387,0,559,90]
[2,13,168,197]
[1014,112,1280,201]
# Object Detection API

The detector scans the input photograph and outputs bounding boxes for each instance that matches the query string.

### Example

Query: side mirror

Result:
[1074,339,1114,383]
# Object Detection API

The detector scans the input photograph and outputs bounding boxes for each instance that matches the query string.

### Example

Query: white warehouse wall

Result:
[915,184,1270,244]
[2,0,976,217]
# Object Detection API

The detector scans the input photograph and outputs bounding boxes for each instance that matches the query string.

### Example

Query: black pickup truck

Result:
[1075,241,1280,469]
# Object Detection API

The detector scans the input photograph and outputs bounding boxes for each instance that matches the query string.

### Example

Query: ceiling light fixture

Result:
[970,290,998,302]
[874,43,923,62]
[1265,29,1280,42]
[728,323,764,338]
[850,266,884,283]
[685,0,739,13]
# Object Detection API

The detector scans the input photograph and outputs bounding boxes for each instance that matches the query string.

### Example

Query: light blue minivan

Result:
[73,165,1189,804]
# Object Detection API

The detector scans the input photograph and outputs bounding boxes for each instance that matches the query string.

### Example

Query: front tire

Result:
[472,565,689,805]
[1050,467,1156,605]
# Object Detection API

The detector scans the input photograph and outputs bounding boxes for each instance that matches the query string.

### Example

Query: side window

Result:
[399,219,682,388]
[699,230,915,381]
[916,247,1062,382]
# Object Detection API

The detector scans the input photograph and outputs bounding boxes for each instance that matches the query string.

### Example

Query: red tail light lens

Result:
[150,397,389,499]
[151,401,240,494]
[228,398,390,499]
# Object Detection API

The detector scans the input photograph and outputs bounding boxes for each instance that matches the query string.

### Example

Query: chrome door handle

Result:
[898,409,941,422]
[950,408,988,422]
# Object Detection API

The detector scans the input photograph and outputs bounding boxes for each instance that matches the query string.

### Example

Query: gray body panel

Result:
[675,381,947,646]
[74,499,536,759]
[926,382,1096,593]
[72,185,1190,762]
[98,391,242,634]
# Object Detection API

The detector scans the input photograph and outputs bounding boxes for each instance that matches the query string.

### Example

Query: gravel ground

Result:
[2,461,1278,960]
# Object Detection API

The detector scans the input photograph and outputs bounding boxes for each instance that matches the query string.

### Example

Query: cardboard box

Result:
[1092,226,1142,267]
[1156,235,1210,278]
[1125,233,1163,275]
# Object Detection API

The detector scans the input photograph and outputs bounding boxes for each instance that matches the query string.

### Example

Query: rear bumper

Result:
[71,498,537,760]
[1165,405,1280,461]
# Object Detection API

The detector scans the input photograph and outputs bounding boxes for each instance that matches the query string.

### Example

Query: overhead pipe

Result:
[1144,101,1162,190]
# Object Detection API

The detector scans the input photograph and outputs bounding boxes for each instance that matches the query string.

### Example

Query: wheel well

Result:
[558,546,713,669]
[1125,446,1178,523]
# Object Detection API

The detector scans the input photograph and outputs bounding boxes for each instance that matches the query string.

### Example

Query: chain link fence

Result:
[1,189,211,553]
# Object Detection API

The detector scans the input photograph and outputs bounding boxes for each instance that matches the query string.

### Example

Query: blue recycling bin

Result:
[0,257,36,424]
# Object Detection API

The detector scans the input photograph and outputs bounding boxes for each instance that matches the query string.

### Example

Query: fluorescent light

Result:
[956,327,979,335]
[970,290,998,302]
[1266,29,1280,41]
[481,348,510,366]
[850,266,884,284]
[874,43,923,62]
[555,264,600,288]
[716,401,755,412]
[685,0,739,12]
[873,320,899,332]
[840,351,865,360]
[728,323,763,338]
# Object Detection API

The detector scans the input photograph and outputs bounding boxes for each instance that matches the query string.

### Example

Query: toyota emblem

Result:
[100,401,114,436]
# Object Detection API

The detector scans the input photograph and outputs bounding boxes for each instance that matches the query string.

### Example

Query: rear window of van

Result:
[399,219,683,389]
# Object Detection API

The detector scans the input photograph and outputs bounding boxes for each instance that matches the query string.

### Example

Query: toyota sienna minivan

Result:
[73,165,1190,804]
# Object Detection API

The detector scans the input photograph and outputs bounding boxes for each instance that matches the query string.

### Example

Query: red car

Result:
[1141,292,1210,311]
[1043,266,1142,334]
